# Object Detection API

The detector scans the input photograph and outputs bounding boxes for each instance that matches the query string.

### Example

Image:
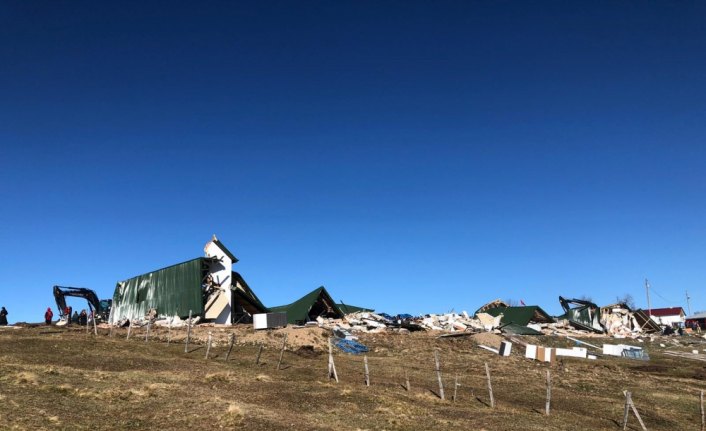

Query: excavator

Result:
[53,285,112,326]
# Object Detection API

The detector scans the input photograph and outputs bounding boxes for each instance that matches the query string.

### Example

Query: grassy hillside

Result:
[1,325,704,430]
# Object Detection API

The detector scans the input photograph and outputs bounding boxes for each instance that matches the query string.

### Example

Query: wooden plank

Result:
[630,395,648,430]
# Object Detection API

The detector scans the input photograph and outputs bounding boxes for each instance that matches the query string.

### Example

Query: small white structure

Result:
[253,312,288,330]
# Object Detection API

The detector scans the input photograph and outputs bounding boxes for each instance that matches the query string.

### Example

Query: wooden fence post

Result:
[623,391,648,431]
[485,362,495,408]
[91,306,97,336]
[225,333,235,361]
[126,321,132,340]
[701,391,706,431]
[184,310,192,353]
[205,331,212,359]
[328,337,339,382]
[434,351,445,400]
[545,369,551,415]
[145,321,151,342]
[453,375,459,402]
[629,392,648,431]
[109,324,114,338]
[277,333,288,370]
[622,391,631,430]
[404,369,411,392]
[255,343,263,365]
[364,355,370,386]
[167,319,172,344]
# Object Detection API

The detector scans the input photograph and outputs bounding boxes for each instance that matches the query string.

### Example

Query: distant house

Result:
[648,307,686,327]
[685,312,706,330]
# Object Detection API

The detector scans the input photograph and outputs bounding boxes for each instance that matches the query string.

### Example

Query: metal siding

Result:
[111,258,204,322]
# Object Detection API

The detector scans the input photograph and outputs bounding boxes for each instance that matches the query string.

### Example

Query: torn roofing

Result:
[111,257,209,322]
[484,306,554,326]
[632,309,662,333]
[270,286,344,324]
[559,296,604,333]
[474,299,509,316]
[231,271,267,314]
[338,302,374,314]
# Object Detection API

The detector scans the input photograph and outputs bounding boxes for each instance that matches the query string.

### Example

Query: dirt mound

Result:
[154,324,332,352]
[469,332,504,349]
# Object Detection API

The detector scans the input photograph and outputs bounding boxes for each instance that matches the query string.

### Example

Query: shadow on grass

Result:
[475,396,491,408]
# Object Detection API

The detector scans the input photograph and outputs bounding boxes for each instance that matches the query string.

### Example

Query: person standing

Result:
[44,307,54,325]
[79,309,87,326]
[0,307,8,325]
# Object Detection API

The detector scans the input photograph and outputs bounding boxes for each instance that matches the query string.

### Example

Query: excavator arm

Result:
[53,285,107,320]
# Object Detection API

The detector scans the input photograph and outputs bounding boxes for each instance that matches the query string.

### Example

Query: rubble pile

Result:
[315,311,487,334]
[601,306,641,337]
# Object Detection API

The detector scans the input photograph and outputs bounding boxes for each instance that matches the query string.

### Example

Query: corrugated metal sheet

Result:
[485,306,555,326]
[111,257,207,322]
[270,286,344,324]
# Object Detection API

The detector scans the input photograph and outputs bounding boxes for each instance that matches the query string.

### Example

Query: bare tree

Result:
[615,293,636,309]
[505,298,519,307]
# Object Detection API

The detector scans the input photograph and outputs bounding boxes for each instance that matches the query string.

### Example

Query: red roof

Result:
[648,307,685,317]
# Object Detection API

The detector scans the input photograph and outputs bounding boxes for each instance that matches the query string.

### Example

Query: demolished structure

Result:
[483,305,555,335]
[270,286,345,325]
[559,296,605,333]
[109,236,267,325]
[558,296,660,337]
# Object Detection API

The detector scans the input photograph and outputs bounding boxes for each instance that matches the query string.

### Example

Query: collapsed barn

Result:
[270,286,346,325]
[109,236,266,325]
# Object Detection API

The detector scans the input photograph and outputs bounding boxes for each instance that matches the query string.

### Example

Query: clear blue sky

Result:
[1,1,705,323]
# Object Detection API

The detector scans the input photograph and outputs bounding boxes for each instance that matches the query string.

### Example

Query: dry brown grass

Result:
[1,326,705,430]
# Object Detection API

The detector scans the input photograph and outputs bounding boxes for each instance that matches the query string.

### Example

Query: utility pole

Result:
[686,291,692,316]
[645,279,652,317]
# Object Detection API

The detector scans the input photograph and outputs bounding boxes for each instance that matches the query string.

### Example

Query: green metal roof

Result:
[111,257,207,322]
[338,302,374,314]
[270,286,344,324]
[558,296,604,333]
[213,239,238,263]
[485,306,554,326]
[499,323,543,335]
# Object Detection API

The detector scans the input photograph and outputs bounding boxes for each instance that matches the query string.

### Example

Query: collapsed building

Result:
[558,296,660,336]
[482,305,555,335]
[109,236,267,325]
[270,286,346,325]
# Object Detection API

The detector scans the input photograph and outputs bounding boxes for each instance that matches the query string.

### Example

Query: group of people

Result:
[56,306,91,326]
